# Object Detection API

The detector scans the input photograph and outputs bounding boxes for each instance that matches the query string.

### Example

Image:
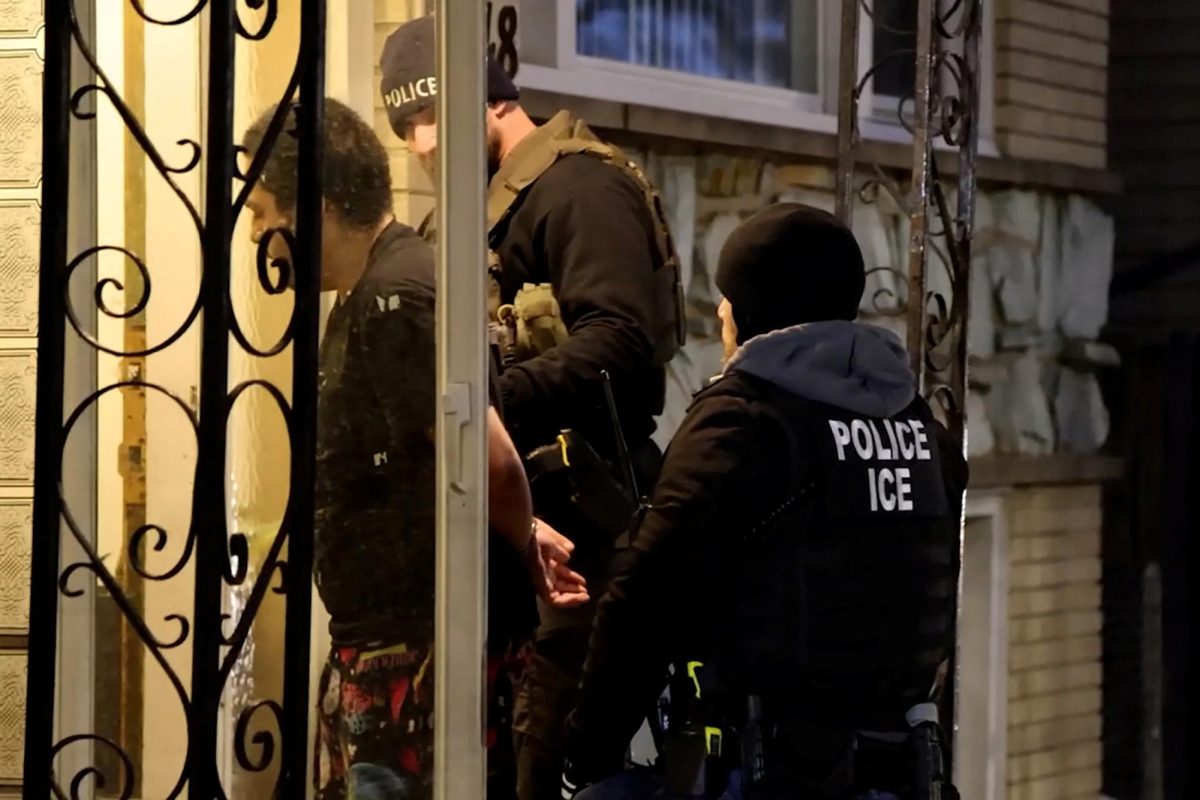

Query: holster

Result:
[730,708,960,800]
[525,430,638,549]
[660,662,728,798]
[908,722,959,800]
[524,430,640,636]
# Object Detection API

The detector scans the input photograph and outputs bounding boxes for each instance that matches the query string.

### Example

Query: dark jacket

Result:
[314,221,437,643]
[314,221,537,647]
[566,321,969,778]
[312,219,534,792]
[491,150,667,456]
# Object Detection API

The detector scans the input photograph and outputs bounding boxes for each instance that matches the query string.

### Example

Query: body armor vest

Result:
[709,376,961,734]
[486,110,686,366]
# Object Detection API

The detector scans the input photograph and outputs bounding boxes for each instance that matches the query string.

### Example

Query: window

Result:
[575,0,818,93]
[870,0,917,100]
[514,0,992,144]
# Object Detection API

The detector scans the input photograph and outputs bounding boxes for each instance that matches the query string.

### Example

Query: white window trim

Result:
[519,0,997,156]
[518,61,837,134]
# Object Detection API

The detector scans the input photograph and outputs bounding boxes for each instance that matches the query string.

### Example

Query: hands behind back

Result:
[525,518,589,608]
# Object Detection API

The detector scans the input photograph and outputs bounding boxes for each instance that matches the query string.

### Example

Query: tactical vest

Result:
[707,375,961,734]
[486,110,686,367]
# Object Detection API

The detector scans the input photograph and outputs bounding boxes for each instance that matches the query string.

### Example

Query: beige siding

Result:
[1006,485,1105,800]
[994,0,1109,168]
[0,0,42,790]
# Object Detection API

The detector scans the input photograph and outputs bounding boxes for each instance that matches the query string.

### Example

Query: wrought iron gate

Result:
[25,1,327,796]
[835,0,985,759]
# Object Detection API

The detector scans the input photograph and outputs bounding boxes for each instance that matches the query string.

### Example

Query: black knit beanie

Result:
[715,203,866,343]
[379,15,520,136]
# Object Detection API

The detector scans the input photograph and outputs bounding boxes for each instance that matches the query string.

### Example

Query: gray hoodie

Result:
[723,320,916,418]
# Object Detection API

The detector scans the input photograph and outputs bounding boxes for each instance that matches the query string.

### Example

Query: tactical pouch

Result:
[659,662,730,797]
[502,282,569,362]
[485,111,686,366]
[524,430,637,547]
[908,722,958,800]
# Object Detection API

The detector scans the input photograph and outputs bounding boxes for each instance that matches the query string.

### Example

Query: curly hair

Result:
[242,97,392,229]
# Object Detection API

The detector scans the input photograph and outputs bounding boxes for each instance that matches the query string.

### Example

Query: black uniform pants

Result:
[513,620,592,800]
[513,438,662,800]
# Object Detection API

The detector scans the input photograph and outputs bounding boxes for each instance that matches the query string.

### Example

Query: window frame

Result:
[515,0,996,152]
[863,0,997,153]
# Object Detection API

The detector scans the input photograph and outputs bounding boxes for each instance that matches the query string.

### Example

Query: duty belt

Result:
[657,684,958,800]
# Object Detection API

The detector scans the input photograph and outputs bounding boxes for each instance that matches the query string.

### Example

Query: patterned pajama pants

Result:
[314,637,534,800]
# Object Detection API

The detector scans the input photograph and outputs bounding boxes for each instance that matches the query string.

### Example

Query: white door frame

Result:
[55,0,100,791]
[954,490,1010,800]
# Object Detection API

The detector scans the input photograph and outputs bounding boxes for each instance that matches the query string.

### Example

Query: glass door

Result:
[25,0,492,796]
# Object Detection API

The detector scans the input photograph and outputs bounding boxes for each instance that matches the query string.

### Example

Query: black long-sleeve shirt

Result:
[314,221,438,643]
[491,149,667,455]
[314,221,537,647]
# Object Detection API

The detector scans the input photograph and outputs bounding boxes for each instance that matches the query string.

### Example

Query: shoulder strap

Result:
[416,207,436,244]
[486,112,687,356]
[551,123,685,352]
[486,111,575,240]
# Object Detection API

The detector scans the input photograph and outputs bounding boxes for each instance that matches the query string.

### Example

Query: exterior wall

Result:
[1106,4,1200,796]
[608,146,1117,461]
[357,20,1120,798]
[1109,0,1200,269]
[995,0,1110,168]
[0,0,42,792]
[1107,0,1200,331]
[1006,485,1104,800]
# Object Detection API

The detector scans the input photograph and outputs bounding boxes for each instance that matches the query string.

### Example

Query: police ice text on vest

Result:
[828,418,933,512]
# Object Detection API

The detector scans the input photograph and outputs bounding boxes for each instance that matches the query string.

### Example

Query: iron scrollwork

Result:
[26,0,326,797]
[835,0,982,443]
[834,0,983,769]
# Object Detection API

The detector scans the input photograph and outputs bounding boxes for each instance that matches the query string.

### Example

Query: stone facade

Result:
[624,149,1117,459]
[366,3,1118,462]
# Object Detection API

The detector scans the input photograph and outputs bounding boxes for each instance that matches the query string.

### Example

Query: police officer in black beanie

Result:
[562,203,967,799]
[379,14,520,182]
[381,15,684,800]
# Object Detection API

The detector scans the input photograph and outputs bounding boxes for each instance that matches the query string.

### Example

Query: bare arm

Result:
[488,406,588,607]
[488,405,534,552]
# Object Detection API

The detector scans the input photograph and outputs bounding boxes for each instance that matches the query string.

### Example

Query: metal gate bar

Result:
[833,0,985,762]
[25,1,327,796]
[23,0,72,793]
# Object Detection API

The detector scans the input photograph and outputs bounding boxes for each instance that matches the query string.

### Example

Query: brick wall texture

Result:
[1007,485,1105,799]
[995,0,1109,168]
